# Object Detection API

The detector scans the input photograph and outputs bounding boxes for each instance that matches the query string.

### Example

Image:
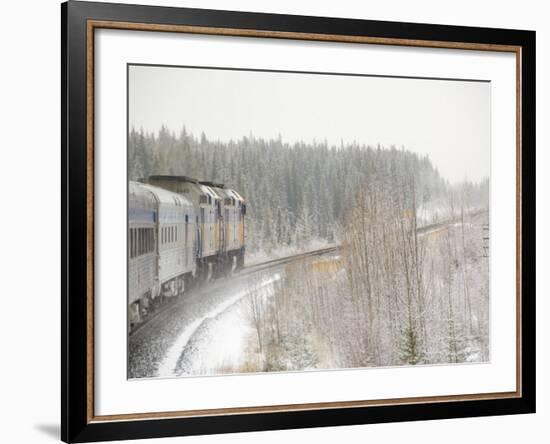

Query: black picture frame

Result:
[61,1,536,442]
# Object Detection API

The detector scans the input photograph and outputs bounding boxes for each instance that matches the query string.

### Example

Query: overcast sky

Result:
[129,65,490,183]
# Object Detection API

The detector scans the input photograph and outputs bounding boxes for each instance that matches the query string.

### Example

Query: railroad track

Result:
[417,208,487,236]
[129,245,340,337]
[240,245,340,275]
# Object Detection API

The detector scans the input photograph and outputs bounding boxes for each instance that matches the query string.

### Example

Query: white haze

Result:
[129,65,490,183]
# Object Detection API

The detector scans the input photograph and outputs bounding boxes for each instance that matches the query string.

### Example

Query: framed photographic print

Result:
[61,1,536,442]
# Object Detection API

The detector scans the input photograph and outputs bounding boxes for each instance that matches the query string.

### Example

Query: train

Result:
[128,175,246,330]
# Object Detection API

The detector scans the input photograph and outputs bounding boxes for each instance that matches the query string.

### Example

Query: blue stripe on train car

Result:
[129,208,156,223]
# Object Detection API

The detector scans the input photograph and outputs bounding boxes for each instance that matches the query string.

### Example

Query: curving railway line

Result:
[129,245,340,338]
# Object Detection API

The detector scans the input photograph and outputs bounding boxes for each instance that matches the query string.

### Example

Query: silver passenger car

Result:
[139,183,196,298]
[128,181,157,328]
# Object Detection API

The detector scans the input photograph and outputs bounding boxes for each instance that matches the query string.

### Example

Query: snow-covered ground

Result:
[128,267,284,379]
[158,275,280,377]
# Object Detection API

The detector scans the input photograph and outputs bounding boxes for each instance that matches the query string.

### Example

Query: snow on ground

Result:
[156,274,280,378]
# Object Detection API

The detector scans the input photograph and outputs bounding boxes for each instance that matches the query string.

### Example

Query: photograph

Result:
[56,1,536,441]
[127,64,491,380]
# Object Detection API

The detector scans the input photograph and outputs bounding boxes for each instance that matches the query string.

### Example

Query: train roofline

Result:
[198,180,225,188]
[148,175,199,184]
